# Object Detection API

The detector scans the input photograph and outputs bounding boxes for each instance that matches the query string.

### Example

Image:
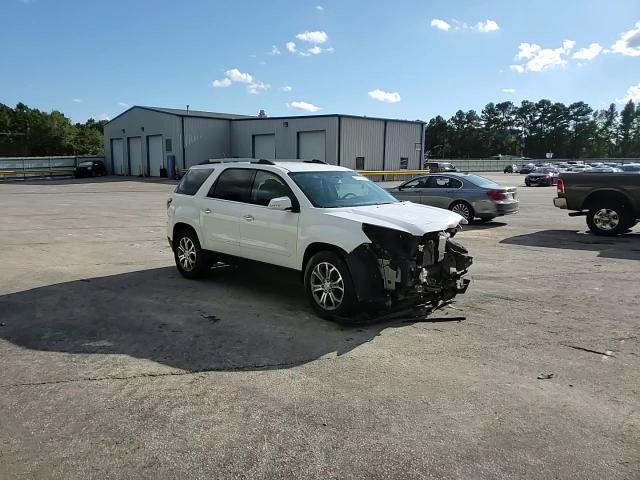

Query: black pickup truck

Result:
[553,173,640,235]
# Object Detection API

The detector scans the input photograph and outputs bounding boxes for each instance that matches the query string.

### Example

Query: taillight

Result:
[486,190,507,201]
[557,179,565,195]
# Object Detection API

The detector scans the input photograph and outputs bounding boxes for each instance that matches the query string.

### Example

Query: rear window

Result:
[208,168,255,202]
[175,168,213,196]
[464,174,500,188]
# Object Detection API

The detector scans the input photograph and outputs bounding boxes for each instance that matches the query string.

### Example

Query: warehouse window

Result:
[165,139,172,152]
[356,157,365,170]
[400,157,409,169]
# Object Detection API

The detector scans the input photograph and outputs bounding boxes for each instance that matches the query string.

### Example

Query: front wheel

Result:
[449,201,474,223]
[173,229,210,278]
[586,205,630,236]
[304,251,357,320]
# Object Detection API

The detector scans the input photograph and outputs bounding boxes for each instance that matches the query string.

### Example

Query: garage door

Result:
[128,137,143,176]
[297,131,326,162]
[147,135,163,177]
[111,138,124,175]
[253,134,275,159]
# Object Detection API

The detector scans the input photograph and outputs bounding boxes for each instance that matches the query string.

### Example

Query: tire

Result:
[173,228,211,279]
[586,204,630,236]
[304,251,357,320]
[449,201,474,223]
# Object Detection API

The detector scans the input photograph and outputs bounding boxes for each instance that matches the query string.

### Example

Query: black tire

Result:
[304,251,358,320]
[449,201,474,223]
[586,204,630,236]
[173,228,211,279]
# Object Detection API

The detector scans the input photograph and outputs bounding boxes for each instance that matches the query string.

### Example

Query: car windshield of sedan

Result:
[535,168,556,173]
[289,171,399,208]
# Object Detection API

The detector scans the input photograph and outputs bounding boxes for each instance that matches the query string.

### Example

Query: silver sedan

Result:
[387,173,519,222]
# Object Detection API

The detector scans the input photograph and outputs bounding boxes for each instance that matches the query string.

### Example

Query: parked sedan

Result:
[519,163,537,174]
[525,167,559,186]
[387,173,518,222]
[74,160,106,178]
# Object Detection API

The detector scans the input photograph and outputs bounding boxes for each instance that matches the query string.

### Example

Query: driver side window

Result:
[251,170,293,206]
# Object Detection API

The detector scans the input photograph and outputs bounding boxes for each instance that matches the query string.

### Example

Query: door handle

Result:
[242,215,254,222]
[202,208,212,214]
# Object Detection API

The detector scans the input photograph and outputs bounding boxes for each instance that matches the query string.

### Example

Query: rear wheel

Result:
[586,204,630,236]
[173,228,210,278]
[304,251,357,320]
[449,201,474,223]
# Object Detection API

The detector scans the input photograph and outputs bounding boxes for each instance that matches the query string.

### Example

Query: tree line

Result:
[0,103,106,157]
[425,99,640,159]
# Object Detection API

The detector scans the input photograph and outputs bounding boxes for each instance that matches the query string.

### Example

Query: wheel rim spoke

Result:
[310,261,344,311]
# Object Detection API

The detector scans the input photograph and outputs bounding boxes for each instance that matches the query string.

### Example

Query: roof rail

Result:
[198,158,246,165]
[251,159,276,165]
[303,159,327,164]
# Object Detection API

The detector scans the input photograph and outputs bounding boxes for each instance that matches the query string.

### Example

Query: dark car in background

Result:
[423,161,459,173]
[519,163,536,174]
[74,160,107,178]
[525,167,560,186]
[619,163,640,172]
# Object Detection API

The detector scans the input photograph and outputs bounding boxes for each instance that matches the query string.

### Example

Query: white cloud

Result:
[225,68,253,84]
[617,82,640,103]
[315,5,324,11]
[98,113,110,121]
[212,77,232,88]
[609,21,640,56]
[287,101,322,112]
[72,98,82,103]
[268,45,281,55]
[430,19,451,31]
[572,43,603,60]
[248,81,270,95]
[118,102,130,107]
[502,88,516,93]
[308,45,322,55]
[475,20,500,32]
[280,85,293,92]
[368,89,401,103]
[295,30,328,44]
[511,39,575,72]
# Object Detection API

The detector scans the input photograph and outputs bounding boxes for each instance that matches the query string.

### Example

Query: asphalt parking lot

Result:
[1,173,638,479]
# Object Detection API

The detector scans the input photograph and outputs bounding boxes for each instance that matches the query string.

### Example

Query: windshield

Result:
[79,161,93,166]
[289,171,398,208]
[464,174,500,188]
[535,168,555,173]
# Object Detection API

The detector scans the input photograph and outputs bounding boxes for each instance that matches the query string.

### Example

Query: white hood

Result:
[324,201,465,235]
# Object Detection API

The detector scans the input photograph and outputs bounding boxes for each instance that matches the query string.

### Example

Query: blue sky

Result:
[1,0,639,122]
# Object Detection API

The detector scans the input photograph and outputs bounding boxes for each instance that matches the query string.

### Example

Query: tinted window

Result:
[402,177,428,188]
[251,170,293,206]
[426,176,462,188]
[464,174,500,188]
[175,168,213,196]
[209,168,254,202]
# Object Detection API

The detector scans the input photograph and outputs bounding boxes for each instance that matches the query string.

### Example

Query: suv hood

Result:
[324,201,465,235]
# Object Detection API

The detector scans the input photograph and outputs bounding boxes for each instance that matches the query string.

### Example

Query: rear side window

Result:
[176,169,213,195]
[426,176,462,188]
[208,168,255,202]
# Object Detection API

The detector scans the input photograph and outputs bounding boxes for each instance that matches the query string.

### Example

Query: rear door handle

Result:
[242,214,254,222]
[202,208,212,214]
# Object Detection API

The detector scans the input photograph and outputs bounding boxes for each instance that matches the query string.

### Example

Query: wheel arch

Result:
[582,189,633,212]
[302,242,349,273]
[172,222,202,249]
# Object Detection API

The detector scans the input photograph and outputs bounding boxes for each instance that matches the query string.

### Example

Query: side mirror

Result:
[268,196,293,211]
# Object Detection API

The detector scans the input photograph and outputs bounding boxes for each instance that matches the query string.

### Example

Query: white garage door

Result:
[128,137,143,176]
[111,138,124,175]
[147,135,163,177]
[253,134,275,159]
[298,131,326,162]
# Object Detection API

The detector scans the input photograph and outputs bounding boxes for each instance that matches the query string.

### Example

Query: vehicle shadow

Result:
[466,221,508,230]
[0,265,415,373]
[500,229,640,261]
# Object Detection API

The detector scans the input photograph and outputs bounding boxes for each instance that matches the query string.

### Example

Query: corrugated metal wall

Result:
[184,117,231,167]
[230,117,339,163]
[339,117,385,170]
[384,121,423,170]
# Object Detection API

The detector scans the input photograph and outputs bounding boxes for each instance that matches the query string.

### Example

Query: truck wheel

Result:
[173,228,210,278]
[586,205,630,236]
[304,251,357,320]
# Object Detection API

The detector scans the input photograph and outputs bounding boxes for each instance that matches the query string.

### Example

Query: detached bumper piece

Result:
[345,224,473,322]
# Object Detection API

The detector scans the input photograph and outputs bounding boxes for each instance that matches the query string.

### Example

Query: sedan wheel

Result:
[450,201,473,222]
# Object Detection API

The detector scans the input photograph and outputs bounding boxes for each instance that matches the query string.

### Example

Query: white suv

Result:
[167,159,472,320]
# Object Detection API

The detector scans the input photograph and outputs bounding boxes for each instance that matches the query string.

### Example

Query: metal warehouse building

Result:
[103,106,425,176]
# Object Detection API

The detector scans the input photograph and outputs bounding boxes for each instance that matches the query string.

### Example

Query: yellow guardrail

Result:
[357,169,429,181]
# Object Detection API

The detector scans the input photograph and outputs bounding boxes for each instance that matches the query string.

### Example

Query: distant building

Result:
[103,106,425,176]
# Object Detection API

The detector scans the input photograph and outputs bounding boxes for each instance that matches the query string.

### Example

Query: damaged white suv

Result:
[167,159,472,320]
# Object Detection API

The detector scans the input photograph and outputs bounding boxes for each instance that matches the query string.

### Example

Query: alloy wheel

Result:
[451,203,471,221]
[177,236,197,271]
[310,262,345,311]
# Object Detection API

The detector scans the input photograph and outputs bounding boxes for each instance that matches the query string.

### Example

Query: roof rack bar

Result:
[303,159,327,164]
[251,159,276,165]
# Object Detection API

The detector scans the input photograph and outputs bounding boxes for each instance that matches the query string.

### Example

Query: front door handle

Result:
[242,214,254,222]
[202,208,212,214]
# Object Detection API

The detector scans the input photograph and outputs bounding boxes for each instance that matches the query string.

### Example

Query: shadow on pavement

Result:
[465,221,508,230]
[500,229,640,261]
[0,264,413,372]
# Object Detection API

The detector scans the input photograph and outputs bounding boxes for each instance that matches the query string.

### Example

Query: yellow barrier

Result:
[357,169,429,181]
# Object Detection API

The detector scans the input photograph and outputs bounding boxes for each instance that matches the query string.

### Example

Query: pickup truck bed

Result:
[553,173,640,235]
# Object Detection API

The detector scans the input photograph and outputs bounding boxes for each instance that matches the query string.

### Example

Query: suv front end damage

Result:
[345,224,472,316]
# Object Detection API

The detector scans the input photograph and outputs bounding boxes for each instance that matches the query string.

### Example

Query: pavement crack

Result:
[560,343,615,357]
